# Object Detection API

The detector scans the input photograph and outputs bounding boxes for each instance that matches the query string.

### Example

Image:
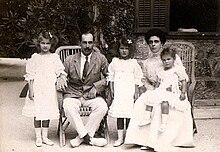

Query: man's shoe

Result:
[140,146,152,150]
[70,136,83,148]
[90,138,108,147]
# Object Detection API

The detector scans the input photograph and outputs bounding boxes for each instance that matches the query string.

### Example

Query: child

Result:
[22,31,66,147]
[138,46,189,133]
[107,37,143,147]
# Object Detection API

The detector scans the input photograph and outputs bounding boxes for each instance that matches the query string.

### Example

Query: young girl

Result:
[107,37,143,147]
[139,46,189,132]
[22,31,66,147]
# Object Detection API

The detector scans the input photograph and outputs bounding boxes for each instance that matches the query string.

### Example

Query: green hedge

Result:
[0,0,134,58]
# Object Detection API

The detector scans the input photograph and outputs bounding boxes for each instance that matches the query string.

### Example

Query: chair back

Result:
[165,41,196,105]
[55,46,81,62]
[165,42,195,83]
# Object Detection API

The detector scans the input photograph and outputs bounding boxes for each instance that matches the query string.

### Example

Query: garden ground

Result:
[0,58,220,152]
[0,79,220,152]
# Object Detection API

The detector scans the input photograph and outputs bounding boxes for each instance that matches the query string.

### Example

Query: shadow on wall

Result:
[0,58,27,80]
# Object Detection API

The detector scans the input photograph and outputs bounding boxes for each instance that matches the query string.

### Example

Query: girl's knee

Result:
[161,101,169,114]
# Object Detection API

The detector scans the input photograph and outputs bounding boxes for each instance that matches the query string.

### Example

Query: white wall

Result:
[0,58,27,79]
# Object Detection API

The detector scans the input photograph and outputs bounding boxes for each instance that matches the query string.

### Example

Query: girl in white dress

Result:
[107,37,143,147]
[22,31,66,147]
[139,46,190,133]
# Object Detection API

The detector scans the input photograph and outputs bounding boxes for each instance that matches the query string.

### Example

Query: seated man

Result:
[57,32,109,147]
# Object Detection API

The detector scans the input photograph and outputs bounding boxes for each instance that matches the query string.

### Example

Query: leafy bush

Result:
[0,0,134,58]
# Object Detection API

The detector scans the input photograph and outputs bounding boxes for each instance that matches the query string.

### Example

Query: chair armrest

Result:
[57,91,64,111]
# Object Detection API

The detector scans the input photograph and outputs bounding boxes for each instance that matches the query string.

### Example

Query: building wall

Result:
[134,36,220,99]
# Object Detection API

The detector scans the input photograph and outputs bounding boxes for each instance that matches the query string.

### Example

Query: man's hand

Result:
[87,86,97,99]
[56,76,67,91]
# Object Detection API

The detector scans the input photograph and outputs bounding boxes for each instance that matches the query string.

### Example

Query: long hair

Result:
[37,30,58,52]
[116,36,135,59]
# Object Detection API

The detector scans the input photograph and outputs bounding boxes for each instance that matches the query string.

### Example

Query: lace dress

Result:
[142,65,189,111]
[107,58,143,118]
[22,53,66,120]
[125,55,194,151]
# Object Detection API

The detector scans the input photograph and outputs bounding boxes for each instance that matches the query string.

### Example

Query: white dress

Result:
[142,65,190,111]
[125,55,195,151]
[107,58,143,118]
[22,53,66,120]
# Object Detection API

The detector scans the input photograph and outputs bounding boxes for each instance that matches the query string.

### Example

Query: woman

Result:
[124,29,195,151]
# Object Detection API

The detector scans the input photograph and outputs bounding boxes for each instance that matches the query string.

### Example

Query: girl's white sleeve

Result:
[175,55,189,82]
[134,59,144,85]
[107,58,116,82]
[176,66,189,82]
[54,53,67,77]
[24,53,37,81]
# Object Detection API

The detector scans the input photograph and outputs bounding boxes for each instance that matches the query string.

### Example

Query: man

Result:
[57,32,109,147]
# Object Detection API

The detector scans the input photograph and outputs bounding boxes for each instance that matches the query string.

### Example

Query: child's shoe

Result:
[42,127,54,146]
[42,138,54,146]
[113,139,123,147]
[138,118,151,126]
[158,123,167,132]
[35,138,42,147]
[159,114,168,132]
[35,128,42,147]
[113,130,124,147]
[138,111,151,127]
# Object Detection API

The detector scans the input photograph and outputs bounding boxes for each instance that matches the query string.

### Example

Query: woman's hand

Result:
[138,85,146,96]
[179,92,186,101]
[153,76,161,88]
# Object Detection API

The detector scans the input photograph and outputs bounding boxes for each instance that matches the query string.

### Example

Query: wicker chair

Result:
[165,41,197,133]
[55,46,109,147]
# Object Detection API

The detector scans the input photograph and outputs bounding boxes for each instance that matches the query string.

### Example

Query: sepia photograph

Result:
[0,0,220,151]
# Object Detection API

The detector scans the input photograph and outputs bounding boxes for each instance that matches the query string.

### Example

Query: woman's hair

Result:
[116,36,135,59]
[160,46,177,60]
[144,28,166,45]
[37,30,58,52]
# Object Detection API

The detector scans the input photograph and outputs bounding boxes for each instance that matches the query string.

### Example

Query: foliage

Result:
[0,0,135,58]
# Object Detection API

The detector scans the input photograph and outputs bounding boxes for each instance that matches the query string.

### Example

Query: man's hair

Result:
[144,28,167,45]
[81,32,94,42]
